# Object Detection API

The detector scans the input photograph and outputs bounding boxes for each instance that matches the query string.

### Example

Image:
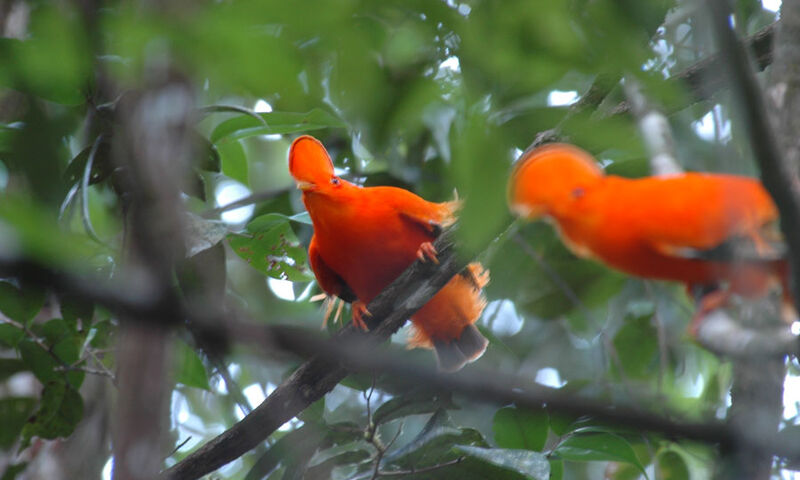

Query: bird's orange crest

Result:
[508,143,603,219]
[289,135,336,192]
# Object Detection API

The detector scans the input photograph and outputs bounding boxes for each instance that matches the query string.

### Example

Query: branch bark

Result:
[162,229,468,480]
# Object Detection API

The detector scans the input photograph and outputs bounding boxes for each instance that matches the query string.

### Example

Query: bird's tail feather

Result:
[433,324,489,372]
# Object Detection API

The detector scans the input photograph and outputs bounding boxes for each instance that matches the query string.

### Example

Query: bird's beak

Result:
[295,180,316,192]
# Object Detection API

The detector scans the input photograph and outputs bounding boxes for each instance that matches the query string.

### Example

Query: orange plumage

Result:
[508,143,790,330]
[289,135,489,371]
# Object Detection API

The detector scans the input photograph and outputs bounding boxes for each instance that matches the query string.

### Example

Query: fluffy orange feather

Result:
[289,135,489,371]
[508,143,790,331]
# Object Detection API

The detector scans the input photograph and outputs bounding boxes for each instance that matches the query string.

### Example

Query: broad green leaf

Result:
[0,281,45,325]
[492,406,548,451]
[63,139,113,186]
[210,109,345,144]
[0,397,36,448]
[18,319,83,388]
[456,445,550,480]
[553,432,646,476]
[373,391,457,426]
[0,5,91,104]
[58,293,94,329]
[184,213,229,257]
[385,410,485,467]
[0,359,26,383]
[1,462,28,480]
[0,325,24,349]
[0,123,23,154]
[20,381,84,450]
[289,212,312,225]
[217,138,249,185]
[656,451,689,480]
[175,340,210,391]
[228,221,313,281]
[305,448,370,480]
[0,195,98,267]
[612,314,658,380]
[549,459,564,480]
[244,424,328,480]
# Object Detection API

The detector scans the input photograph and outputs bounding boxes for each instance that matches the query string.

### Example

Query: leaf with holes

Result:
[228,220,313,281]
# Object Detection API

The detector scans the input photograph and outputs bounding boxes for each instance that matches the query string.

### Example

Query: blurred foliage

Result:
[0,0,789,479]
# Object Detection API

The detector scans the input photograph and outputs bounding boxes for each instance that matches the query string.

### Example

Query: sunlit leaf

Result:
[217,138,249,186]
[228,220,313,281]
[175,339,210,391]
[456,445,550,480]
[210,109,346,144]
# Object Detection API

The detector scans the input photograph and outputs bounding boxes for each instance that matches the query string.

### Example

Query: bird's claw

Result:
[352,301,372,331]
[417,242,439,264]
[688,289,730,337]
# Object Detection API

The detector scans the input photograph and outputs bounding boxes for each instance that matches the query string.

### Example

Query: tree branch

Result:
[162,228,468,480]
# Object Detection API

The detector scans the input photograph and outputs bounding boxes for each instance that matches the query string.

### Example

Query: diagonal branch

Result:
[161,228,468,480]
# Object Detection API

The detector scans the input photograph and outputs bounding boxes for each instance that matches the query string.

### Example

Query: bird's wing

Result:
[308,235,357,303]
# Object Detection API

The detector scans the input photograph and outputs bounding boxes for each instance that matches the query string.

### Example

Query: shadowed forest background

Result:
[1,0,800,479]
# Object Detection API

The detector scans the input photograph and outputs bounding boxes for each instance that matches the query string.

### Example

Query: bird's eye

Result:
[571,187,585,199]
[331,177,341,186]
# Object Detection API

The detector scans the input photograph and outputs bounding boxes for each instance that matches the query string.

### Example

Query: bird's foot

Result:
[352,301,372,331]
[688,289,730,337]
[417,242,439,264]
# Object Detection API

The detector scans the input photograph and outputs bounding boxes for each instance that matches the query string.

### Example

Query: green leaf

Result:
[1,462,28,480]
[373,390,457,426]
[549,459,564,480]
[0,358,26,383]
[455,445,550,480]
[58,293,94,329]
[63,139,112,186]
[228,221,313,282]
[305,448,371,480]
[656,450,689,480]
[0,325,24,348]
[184,212,229,257]
[492,406,548,451]
[553,432,646,475]
[196,134,222,172]
[210,109,345,144]
[0,194,98,267]
[0,123,22,154]
[175,340,210,391]
[386,410,485,467]
[289,212,312,225]
[0,5,91,105]
[612,313,657,380]
[245,424,329,480]
[0,281,45,325]
[0,397,36,448]
[217,138,249,185]
[20,381,84,450]
[18,319,83,388]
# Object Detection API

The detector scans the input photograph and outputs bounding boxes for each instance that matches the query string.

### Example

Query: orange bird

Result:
[507,143,790,331]
[289,135,489,371]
